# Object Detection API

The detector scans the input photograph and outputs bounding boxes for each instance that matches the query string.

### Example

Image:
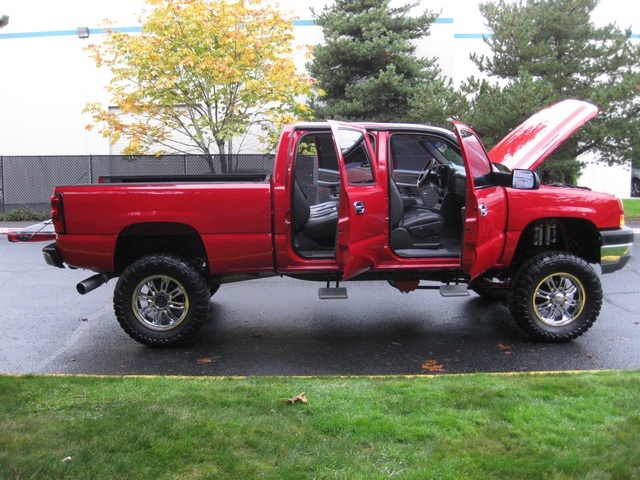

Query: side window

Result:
[311,133,339,172]
[458,129,493,188]
[294,133,321,205]
[335,129,375,185]
[431,139,464,167]
[294,132,340,205]
[390,134,465,171]
[390,134,435,171]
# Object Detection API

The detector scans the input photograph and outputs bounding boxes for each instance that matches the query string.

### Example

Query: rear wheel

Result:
[508,251,602,342]
[114,254,210,347]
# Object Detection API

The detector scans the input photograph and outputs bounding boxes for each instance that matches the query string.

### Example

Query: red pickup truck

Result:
[42,100,634,346]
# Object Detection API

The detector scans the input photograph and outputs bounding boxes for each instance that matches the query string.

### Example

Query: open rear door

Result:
[452,121,508,281]
[330,122,387,280]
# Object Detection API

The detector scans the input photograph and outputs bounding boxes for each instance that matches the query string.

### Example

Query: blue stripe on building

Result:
[1,17,635,40]
[0,26,142,39]
[1,17,459,39]
[454,33,491,39]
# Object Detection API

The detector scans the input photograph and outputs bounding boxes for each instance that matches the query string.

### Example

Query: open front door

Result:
[330,122,387,280]
[452,121,508,281]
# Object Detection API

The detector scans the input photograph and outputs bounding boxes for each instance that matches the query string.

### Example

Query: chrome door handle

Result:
[354,201,366,215]
[479,203,488,217]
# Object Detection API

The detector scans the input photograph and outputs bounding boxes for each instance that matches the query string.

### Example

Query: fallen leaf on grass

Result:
[286,392,308,404]
[421,360,445,373]
[196,357,214,364]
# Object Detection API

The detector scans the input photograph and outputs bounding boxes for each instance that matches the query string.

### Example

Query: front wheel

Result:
[114,254,211,347]
[508,252,602,342]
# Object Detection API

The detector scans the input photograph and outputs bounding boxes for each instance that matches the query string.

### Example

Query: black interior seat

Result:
[293,180,338,241]
[389,178,444,250]
[310,201,338,215]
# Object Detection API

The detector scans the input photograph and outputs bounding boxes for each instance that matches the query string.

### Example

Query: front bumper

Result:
[43,242,65,268]
[600,226,634,274]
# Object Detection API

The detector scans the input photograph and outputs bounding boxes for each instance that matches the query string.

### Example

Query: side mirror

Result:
[511,169,540,190]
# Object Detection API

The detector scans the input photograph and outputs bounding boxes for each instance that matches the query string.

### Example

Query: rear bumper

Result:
[43,242,65,268]
[600,226,634,274]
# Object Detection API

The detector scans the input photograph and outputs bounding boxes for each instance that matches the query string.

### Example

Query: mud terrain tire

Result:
[508,251,602,342]
[114,254,210,347]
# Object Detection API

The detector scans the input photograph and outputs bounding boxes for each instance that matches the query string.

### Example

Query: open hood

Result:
[488,99,598,171]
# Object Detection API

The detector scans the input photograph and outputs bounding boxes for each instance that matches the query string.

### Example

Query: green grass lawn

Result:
[623,198,640,220]
[1,372,639,479]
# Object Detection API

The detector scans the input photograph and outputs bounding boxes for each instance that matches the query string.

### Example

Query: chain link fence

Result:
[0,154,275,213]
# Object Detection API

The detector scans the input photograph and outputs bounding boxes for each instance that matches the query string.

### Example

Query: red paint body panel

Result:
[496,187,622,267]
[56,181,274,274]
[331,122,387,280]
[452,121,509,280]
[202,233,274,273]
[488,99,598,171]
[56,234,118,271]
[505,186,622,231]
[60,182,272,236]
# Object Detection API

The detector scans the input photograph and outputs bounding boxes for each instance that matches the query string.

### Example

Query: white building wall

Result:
[579,157,632,199]
[0,0,637,195]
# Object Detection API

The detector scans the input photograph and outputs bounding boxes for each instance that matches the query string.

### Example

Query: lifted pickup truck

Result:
[43,100,633,346]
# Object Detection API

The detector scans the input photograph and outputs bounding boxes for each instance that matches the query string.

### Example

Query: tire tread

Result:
[113,254,210,347]
[508,251,602,343]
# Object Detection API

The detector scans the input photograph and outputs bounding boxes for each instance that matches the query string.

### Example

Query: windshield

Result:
[430,139,464,167]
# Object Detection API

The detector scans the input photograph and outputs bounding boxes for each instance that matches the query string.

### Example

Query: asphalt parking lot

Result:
[1,229,639,376]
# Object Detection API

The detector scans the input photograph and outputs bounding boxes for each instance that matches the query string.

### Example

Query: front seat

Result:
[292,180,338,243]
[389,178,444,250]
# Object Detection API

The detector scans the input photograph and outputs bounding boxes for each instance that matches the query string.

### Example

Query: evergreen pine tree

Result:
[461,0,640,183]
[307,0,462,124]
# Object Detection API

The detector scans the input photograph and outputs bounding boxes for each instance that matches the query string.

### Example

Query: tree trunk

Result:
[204,153,216,174]
[217,139,230,174]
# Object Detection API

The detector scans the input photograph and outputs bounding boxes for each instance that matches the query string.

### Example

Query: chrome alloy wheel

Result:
[533,272,585,327]
[132,275,190,331]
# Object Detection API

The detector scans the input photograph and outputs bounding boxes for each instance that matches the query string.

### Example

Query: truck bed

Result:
[53,176,275,274]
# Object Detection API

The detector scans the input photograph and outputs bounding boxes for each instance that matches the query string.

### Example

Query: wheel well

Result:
[511,218,600,271]
[114,222,208,274]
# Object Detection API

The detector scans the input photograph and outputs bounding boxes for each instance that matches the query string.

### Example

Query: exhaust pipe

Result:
[77,273,113,295]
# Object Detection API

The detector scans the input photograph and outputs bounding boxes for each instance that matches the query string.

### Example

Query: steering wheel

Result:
[417,158,436,188]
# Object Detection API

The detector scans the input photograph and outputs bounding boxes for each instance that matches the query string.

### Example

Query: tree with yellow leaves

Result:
[85,0,316,172]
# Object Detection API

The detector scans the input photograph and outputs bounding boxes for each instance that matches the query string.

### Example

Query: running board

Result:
[318,287,348,300]
[439,285,469,297]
